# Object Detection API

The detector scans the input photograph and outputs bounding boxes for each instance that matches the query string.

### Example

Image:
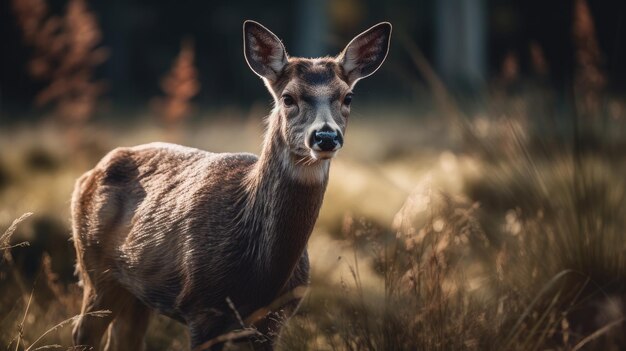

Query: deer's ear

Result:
[338,22,392,86]
[243,21,288,81]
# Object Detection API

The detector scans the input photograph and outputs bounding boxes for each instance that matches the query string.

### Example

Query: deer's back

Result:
[72,142,257,318]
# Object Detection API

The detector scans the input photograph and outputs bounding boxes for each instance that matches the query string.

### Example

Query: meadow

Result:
[1,85,626,350]
[1,1,625,348]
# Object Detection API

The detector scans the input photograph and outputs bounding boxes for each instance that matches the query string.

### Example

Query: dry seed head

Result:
[500,51,519,83]
[432,218,445,232]
[496,246,507,281]
[392,177,432,233]
[561,317,570,344]
[505,210,522,236]
[529,41,549,76]
[342,212,354,237]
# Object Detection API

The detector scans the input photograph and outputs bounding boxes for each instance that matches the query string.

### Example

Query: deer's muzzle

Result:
[310,127,343,152]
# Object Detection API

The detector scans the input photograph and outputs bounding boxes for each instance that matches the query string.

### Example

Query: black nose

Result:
[312,129,342,152]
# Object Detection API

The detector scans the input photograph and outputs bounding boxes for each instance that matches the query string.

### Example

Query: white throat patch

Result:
[281,150,330,185]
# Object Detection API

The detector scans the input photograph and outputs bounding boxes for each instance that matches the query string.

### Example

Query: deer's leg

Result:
[72,173,118,349]
[251,251,310,350]
[72,281,116,350]
[103,297,152,351]
[188,315,234,351]
[189,252,310,351]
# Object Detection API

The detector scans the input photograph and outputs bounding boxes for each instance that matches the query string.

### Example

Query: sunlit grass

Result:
[1,99,625,349]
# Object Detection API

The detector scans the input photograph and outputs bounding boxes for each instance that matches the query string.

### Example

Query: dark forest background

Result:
[1,0,625,119]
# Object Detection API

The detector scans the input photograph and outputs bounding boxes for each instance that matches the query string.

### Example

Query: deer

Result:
[71,20,391,350]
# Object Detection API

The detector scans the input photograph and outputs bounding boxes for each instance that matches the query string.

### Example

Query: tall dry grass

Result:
[151,38,201,129]
[11,0,108,124]
[276,111,626,351]
[274,4,626,347]
[2,0,626,349]
[3,106,624,350]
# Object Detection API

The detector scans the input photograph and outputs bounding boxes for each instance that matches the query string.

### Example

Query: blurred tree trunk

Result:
[295,0,328,57]
[435,0,486,92]
[99,0,131,104]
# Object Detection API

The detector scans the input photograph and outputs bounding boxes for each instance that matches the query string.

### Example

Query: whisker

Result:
[295,156,308,166]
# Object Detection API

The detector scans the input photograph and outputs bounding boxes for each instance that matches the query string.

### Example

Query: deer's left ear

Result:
[243,20,288,82]
[338,22,392,87]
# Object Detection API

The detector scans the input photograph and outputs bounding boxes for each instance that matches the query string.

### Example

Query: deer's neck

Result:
[241,114,329,298]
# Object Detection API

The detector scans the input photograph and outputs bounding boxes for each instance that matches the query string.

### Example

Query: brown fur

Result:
[71,21,391,350]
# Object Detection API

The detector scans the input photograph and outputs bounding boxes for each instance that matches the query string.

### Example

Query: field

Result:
[2,0,626,348]
[1,87,626,350]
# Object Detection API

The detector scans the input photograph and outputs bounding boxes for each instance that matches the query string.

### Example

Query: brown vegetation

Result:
[12,0,108,123]
[2,1,626,350]
[152,39,201,128]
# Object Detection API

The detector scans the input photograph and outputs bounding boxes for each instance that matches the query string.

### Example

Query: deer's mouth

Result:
[310,149,337,160]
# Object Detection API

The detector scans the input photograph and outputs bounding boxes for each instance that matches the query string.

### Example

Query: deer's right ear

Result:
[243,21,288,81]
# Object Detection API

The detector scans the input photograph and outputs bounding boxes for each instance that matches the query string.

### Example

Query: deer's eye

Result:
[343,93,353,106]
[282,95,295,107]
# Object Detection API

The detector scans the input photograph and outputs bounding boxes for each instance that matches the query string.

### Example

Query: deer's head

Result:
[244,21,391,164]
